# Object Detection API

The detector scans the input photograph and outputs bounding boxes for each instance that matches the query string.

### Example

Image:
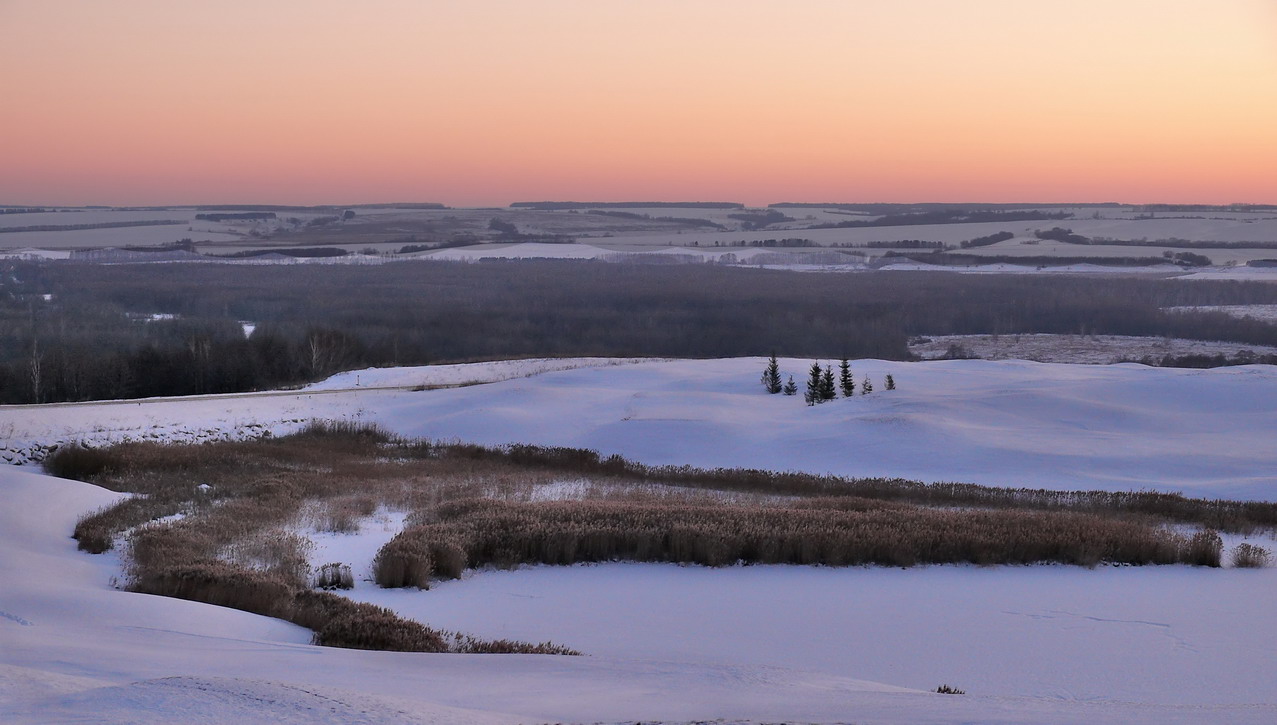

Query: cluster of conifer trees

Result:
[760,355,894,405]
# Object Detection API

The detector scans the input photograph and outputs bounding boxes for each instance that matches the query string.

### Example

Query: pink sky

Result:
[2,0,1275,206]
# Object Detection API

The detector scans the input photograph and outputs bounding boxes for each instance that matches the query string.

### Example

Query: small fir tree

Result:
[885,374,896,391]
[839,358,854,397]
[820,365,837,401]
[783,375,798,395]
[861,374,873,395]
[761,354,782,394]
[804,362,822,405]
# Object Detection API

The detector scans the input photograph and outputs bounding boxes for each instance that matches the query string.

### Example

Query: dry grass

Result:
[1231,543,1271,568]
[67,423,578,655]
[60,426,1260,653]
[314,563,355,590]
[372,498,1209,586]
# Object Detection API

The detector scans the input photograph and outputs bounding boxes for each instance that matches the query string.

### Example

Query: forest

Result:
[4,259,1277,403]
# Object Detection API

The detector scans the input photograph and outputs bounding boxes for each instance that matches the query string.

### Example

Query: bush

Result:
[1231,543,1271,568]
[935,684,966,695]
[314,562,354,590]
[1182,530,1223,567]
[44,444,118,479]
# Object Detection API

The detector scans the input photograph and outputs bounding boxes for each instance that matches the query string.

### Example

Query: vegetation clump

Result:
[1230,543,1271,568]
[58,427,1276,652]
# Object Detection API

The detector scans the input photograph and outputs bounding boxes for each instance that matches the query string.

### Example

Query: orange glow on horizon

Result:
[2,0,1275,206]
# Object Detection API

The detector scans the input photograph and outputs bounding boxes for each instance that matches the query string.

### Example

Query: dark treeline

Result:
[5,260,1277,403]
[195,212,277,222]
[771,202,1105,212]
[0,219,185,233]
[511,201,744,210]
[812,209,1071,229]
[585,210,725,229]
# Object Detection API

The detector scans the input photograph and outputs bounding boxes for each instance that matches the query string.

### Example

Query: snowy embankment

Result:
[0,357,653,465]
[3,358,1277,500]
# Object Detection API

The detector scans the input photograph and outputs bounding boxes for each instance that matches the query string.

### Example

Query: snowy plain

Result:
[4,357,1277,722]
[909,333,1277,364]
[5,357,1277,500]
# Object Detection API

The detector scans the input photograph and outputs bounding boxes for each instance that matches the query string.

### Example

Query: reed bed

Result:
[373,497,1213,588]
[52,424,1268,653]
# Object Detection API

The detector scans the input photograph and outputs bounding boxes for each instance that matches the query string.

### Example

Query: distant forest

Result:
[3,260,1277,403]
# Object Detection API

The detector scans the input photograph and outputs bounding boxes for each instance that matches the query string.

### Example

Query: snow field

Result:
[5,356,1277,722]
[909,333,1277,364]
[3,357,1277,499]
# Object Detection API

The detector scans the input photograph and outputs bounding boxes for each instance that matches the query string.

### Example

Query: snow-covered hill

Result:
[4,357,1277,722]
[6,357,1275,500]
[4,466,1276,724]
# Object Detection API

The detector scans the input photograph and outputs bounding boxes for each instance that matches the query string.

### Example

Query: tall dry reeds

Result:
[374,497,1214,587]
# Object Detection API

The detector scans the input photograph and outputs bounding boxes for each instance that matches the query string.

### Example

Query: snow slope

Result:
[351,557,1277,706]
[5,466,1276,723]
[5,358,1277,500]
[6,358,1277,722]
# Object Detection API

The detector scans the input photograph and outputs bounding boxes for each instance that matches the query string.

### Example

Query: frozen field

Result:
[1165,304,1277,322]
[909,334,1277,364]
[3,357,1277,722]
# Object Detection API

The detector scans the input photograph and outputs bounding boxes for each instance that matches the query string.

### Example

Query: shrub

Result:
[935,684,966,695]
[1231,543,1271,568]
[44,444,118,479]
[314,562,354,590]
[1182,530,1223,567]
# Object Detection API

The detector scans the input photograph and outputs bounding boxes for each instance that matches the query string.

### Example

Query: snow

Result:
[5,357,1277,722]
[1177,266,1277,282]
[5,357,1277,500]
[0,247,74,260]
[0,357,653,465]
[909,334,1277,364]
[878,261,1184,275]
[301,357,655,391]
[1164,305,1277,323]
[305,508,409,586]
[423,242,620,260]
[4,467,1276,723]
[348,555,1277,706]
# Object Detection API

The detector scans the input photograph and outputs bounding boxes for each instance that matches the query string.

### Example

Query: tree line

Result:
[4,259,1277,403]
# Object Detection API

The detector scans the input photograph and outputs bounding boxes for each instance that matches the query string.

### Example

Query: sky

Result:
[2,0,1275,207]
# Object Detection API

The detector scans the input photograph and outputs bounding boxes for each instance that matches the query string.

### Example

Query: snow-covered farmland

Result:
[909,333,1277,364]
[1164,304,1277,323]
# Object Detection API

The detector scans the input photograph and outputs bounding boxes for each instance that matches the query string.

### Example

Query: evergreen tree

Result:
[760,354,782,394]
[839,358,854,397]
[804,362,822,405]
[783,375,798,395]
[820,365,837,401]
[861,374,873,395]
[885,374,896,391]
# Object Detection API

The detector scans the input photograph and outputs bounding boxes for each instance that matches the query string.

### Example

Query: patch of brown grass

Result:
[374,497,1206,586]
